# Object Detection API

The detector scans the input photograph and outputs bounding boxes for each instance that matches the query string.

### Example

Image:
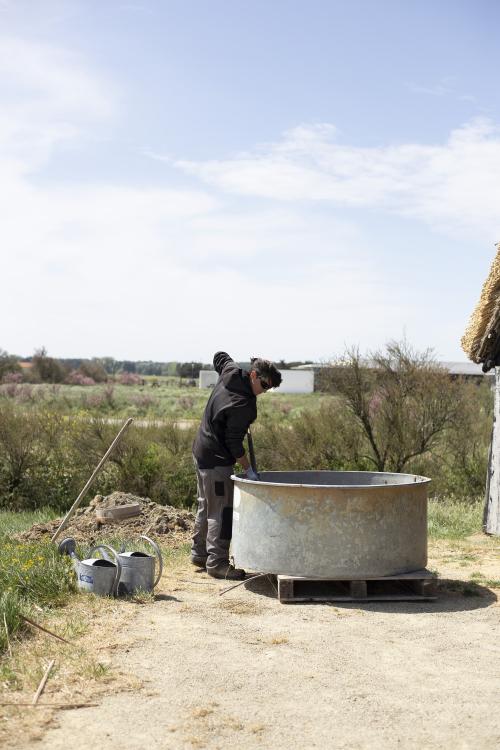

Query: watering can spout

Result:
[58,537,80,576]
[58,537,77,559]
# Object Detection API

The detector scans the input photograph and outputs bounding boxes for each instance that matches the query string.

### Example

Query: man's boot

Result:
[191,556,207,569]
[207,562,246,580]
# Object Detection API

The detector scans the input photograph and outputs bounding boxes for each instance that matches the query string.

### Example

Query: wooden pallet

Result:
[277,569,437,603]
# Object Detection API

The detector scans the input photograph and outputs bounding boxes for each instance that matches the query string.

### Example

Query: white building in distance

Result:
[199,369,314,393]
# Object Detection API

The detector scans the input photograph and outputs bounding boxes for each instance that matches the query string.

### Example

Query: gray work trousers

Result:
[191,459,234,571]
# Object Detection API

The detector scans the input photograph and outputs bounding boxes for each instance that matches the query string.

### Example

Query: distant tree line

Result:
[1,348,314,384]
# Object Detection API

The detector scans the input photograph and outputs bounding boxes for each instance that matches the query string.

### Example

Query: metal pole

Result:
[247,429,257,473]
[51,417,134,543]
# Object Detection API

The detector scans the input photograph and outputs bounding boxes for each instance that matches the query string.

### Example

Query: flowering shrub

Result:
[15,385,35,403]
[66,370,96,386]
[118,372,142,385]
[177,395,194,411]
[81,392,105,409]
[2,372,23,384]
[103,385,115,406]
[131,393,154,409]
[0,383,19,399]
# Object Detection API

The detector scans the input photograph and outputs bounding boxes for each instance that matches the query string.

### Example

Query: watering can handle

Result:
[89,544,122,597]
[139,535,163,589]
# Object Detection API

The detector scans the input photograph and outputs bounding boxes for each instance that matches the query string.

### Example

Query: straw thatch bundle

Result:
[461,243,500,366]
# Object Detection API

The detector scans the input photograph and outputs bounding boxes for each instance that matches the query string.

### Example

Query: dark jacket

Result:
[193,352,257,469]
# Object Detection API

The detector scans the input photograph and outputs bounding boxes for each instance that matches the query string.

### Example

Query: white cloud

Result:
[0,36,114,173]
[408,76,477,104]
[408,76,456,97]
[0,36,486,360]
[175,119,500,239]
[0,39,397,361]
[0,37,112,118]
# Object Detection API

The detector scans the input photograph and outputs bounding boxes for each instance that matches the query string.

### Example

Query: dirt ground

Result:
[16,492,194,546]
[2,534,496,750]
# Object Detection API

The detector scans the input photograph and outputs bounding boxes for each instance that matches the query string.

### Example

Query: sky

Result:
[1,0,499,363]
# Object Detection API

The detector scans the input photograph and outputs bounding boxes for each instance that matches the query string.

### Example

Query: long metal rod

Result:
[218,572,270,596]
[51,418,133,543]
[247,429,257,473]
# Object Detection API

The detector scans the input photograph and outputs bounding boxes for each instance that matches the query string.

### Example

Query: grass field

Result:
[0,379,331,421]
[428,497,484,539]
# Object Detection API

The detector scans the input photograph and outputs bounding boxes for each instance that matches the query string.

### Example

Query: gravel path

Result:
[36,558,500,750]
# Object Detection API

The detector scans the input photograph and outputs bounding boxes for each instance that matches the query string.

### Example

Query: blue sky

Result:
[1,0,499,362]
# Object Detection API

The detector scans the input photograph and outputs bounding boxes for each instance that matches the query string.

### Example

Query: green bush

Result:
[67,418,198,508]
[254,385,492,500]
[0,405,198,511]
[0,404,84,510]
[0,534,76,653]
[0,370,493,512]
[255,401,369,472]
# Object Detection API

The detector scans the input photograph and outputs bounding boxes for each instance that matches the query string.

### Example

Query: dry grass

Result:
[0,593,141,749]
[428,533,500,592]
[191,706,215,718]
[0,542,189,748]
[168,700,252,748]
[269,635,289,645]
[218,598,263,615]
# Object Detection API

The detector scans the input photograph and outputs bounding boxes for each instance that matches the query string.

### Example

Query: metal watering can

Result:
[58,538,121,597]
[115,535,163,596]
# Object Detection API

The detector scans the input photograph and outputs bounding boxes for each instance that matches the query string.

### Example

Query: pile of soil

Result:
[17,492,195,546]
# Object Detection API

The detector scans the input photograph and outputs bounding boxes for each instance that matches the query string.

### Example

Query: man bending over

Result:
[192,352,282,580]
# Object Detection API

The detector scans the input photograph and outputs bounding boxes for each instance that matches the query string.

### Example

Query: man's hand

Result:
[246,467,260,481]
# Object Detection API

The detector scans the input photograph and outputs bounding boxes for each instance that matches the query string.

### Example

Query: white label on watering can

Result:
[79,574,94,584]
[233,511,240,523]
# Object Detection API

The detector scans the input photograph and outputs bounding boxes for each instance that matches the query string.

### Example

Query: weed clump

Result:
[0,534,76,653]
[428,498,483,540]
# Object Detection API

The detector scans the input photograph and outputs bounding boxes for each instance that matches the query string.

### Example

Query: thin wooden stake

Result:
[32,659,55,706]
[51,417,134,543]
[3,612,12,658]
[1,702,98,709]
[22,616,71,645]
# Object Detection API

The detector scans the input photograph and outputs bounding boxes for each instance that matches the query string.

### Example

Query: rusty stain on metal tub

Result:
[231,471,431,578]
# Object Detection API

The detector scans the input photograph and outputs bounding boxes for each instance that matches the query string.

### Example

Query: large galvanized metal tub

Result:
[231,471,431,578]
